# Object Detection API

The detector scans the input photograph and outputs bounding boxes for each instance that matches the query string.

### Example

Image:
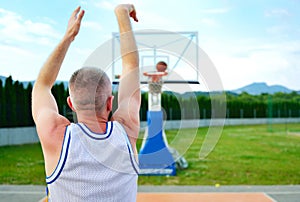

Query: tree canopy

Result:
[0,77,299,128]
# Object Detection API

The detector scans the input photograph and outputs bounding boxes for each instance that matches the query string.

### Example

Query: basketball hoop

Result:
[143,71,168,94]
[143,71,168,80]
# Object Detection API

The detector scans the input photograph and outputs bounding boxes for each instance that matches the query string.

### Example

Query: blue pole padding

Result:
[139,111,176,175]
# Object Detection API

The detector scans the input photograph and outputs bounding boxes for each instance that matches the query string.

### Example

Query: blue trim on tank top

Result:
[76,122,113,140]
[45,126,68,181]
[117,122,139,174]
[46,126,71,184]
[126,144,139,174]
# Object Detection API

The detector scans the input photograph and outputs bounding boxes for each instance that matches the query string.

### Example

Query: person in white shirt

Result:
[32,4,140,202]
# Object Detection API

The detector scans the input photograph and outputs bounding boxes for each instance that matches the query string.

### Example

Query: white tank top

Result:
[46,121,139,202]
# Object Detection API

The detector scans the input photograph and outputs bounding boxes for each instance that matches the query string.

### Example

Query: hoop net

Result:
[143,71,168,94]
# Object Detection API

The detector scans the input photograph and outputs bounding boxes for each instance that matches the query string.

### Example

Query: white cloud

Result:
[266,25,288,35]
[94,1,115,10]
[135,10,180,30]
[25,20,60,38]
[200,8,230,14]
[0,43,44,80]
[56,46,95,81]
[0,8,60,46]
[0,8,63,80]
[204,39,300,90]
[0,41,93,81]
[82,21,102,31]
[200,18,217,26]
[265,8,290,17]
[94,0,139,10]
[80,0,88,6]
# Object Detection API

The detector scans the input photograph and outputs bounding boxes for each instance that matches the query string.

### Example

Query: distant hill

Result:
[176,82,297,98]
[231,82,294,95]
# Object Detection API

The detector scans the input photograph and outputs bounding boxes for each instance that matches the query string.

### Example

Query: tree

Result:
[4,76,17,127]
[0,80,4,127]
[14,81,26,126]
[25,83,34,126]
[51,83,67,116]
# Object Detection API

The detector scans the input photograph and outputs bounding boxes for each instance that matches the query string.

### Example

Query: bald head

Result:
[69,67,112,112]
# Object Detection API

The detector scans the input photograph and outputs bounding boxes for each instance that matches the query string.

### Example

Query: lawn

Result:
[0,143,44,184]
[1,123,300,185]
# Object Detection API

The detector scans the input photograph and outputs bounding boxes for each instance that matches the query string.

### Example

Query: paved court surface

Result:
[0,185,300,202]
[137,193,274,202]
[139,185,300,202]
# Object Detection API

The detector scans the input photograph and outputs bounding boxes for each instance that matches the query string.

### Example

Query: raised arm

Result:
[112,4,140,146]
[32,7,84,146]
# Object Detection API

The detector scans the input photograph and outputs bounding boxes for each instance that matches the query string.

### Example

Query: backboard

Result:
[82,30,200,91]
[112,30,200,85]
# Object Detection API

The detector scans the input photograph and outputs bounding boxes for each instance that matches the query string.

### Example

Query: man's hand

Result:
[112,4,140,154]
[65,6,85,42]
[115,4,138,22]
[128,5,138,22]
[32,6,85,176]
[32,6,86,124]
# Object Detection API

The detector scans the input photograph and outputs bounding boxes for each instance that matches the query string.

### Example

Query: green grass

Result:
[0,143,45,184]
[1,123,300,185]
[137,123,300,185]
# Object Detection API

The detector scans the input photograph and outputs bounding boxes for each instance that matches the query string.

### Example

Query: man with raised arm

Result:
[32,4,140,201]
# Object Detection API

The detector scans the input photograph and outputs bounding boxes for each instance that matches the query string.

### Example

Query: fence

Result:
[140,108,300,121]
[1,118,300,146]
[0,127,39,146]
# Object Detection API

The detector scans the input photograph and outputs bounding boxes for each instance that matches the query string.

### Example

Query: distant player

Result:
[32,4,140,201]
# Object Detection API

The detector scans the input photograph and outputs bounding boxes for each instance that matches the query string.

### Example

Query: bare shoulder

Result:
[111,107,139,143]
[112,113,139,156]
[36,109,70,147]
[36,110,70,175]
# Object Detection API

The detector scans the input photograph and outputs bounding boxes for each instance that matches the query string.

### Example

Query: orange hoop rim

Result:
[143,71,168,77]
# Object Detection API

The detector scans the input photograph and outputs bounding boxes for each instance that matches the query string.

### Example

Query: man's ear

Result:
[67,96,76,112]
[107,95,114,111]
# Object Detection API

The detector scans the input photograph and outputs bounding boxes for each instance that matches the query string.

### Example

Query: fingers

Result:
[133,14,138,22]
[128,4,135,13]
[65,6,85,42]
[72,6,81,18]
[71,6,85,22]
[77,9,85,23]
[115,4,138,22]
[129,5,138,22]
[130,12,138,22]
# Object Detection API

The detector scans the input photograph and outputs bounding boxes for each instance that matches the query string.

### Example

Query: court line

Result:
[264,193,277,202]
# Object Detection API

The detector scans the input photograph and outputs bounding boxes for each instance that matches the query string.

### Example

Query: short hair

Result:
[69,67,112,112]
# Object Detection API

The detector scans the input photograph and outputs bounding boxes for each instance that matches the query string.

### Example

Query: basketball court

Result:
[1,185,300,202]
[1,33,298,202]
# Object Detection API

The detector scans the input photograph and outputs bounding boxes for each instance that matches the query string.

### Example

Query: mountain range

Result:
[231,82,295,95]
[0,75,298,95]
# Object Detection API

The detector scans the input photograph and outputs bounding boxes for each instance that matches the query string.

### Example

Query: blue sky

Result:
[0,0,299,91]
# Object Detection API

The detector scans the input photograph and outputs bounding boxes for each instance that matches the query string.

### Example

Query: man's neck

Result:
[76,110,109,133]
